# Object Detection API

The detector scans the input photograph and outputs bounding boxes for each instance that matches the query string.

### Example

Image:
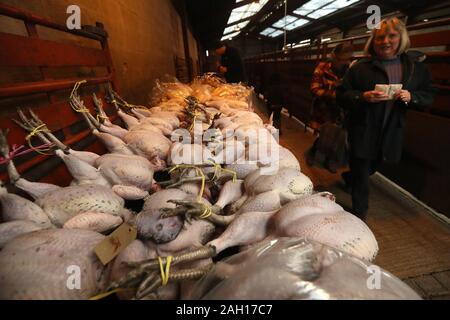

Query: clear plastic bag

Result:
[150,75,193,106]
[194,72,226,88]
[190,81,213,103]
[186,238,421,300]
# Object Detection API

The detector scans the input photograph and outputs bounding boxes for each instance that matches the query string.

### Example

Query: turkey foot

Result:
[160,200,233,226]
[135,265,213,299]
[107,246,215,294]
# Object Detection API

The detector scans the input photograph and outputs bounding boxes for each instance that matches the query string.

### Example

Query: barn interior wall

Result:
[0,0,199,105]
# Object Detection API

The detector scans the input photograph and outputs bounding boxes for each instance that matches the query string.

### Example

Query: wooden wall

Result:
[0,1,199,189]
[0,0,200,104]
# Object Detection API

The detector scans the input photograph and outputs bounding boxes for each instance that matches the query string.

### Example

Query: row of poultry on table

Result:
[0,74,419,299]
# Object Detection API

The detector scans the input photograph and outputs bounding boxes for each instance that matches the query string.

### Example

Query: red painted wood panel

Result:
[410,30,450,48]
[0,76,112,98]
[0,32,109,68]
[0,4,119,188]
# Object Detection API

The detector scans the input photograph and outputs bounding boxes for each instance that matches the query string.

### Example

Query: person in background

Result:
[306,43,354,173]
[214,41,247,84]
[336,17,436,220]
[264,73,284,133]
[310,42,354,131]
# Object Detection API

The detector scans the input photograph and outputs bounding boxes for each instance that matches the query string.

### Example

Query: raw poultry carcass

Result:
[0,229,109,299]
[70,88,172,170]
[0,74,387,301]
[36,183,129,229]
[0,130,62,200]
[12,109,100,166]
[187,238,420,300]
[6,120,156,200]
[269,193,379,261]
[0,179,53,228]
[0,155,130,232]
[114,189,378,298]
[0,220,48,248]
[134,189,190,243]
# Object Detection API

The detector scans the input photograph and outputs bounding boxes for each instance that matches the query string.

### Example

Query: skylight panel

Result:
[325,0,360,9]
[273,15,297,28]
[293,8,314,16]
[269,30,284,37]
[285,18,309,30]
[223,20,250,35]
[226,0,270,25]
[221,31,240,41]
[260,27,276,36]
[301,0,333,11]
[307,7,338,19]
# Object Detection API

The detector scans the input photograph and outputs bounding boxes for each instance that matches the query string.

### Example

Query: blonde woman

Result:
[336,17,436,220]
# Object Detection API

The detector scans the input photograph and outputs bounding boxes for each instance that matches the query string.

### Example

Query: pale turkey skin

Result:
[0,183,53,228]
[0,220,48,248]
[36,184,124,227]
[0,229,109,300]
[94,153,155,199]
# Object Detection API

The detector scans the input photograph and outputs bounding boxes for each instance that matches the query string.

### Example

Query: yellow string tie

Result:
[70,101,90,114]
[96,113,109,123]
[199,204,212,219]
[124,101,132,109]
[25,124,52,155]
[158,255,173,286]
[207,160,222,182]
[168,164,205,202]
[207,160,237,182]
[220,168,237,183]
[69,80,87,99]
[88,288,130,300]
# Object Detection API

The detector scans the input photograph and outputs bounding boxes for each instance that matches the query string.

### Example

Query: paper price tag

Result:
[94,223,137,265]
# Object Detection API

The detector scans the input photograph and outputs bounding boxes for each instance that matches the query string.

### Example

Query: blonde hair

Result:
[364,17,410,56]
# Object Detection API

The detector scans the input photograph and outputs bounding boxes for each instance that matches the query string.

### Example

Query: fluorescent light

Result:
[223,20,250,35]
[285,18,309,30]
[321,37,331,42]
[260,27,276,36]
[206,50,209,57]
[221,31,240,41]
[269,30,284,37]
[273,15,297,28]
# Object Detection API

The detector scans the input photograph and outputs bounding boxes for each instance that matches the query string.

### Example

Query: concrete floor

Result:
[273,110,450,299]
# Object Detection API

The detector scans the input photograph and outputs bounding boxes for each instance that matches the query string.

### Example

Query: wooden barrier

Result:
[0,3,119,186]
